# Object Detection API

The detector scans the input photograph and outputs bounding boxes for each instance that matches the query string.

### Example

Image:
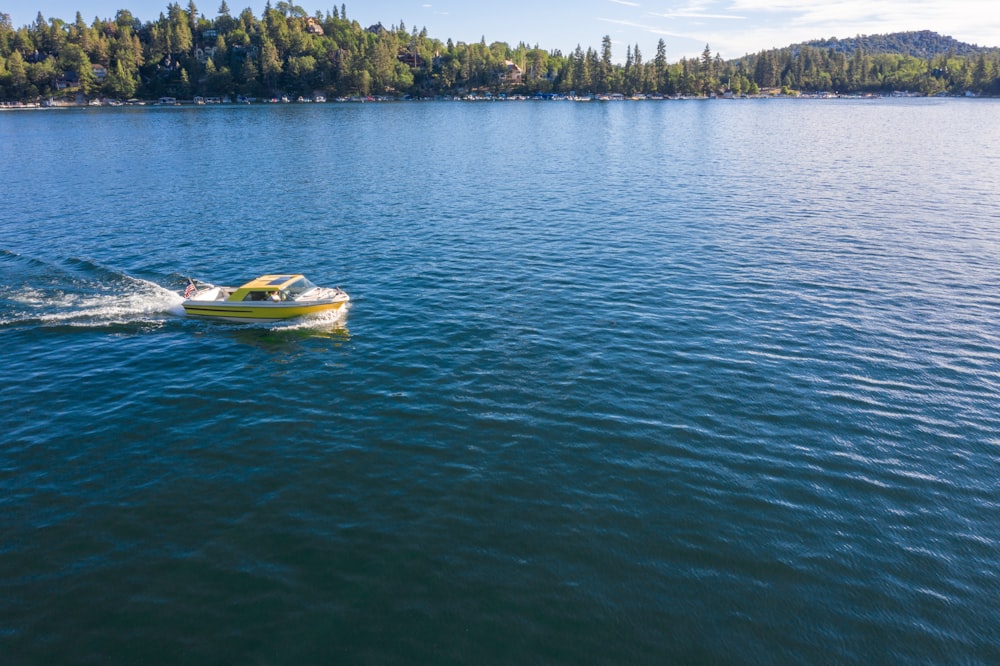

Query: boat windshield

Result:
[284,277,317,298]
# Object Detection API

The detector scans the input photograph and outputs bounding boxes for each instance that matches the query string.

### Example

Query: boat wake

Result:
[276,302,350,332]
[0,250,184,329]
[0,251,351,339]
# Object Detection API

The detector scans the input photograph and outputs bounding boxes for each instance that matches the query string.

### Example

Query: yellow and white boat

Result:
[181,274,349,322]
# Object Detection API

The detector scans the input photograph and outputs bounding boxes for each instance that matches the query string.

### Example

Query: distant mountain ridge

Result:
[792,30,997,58]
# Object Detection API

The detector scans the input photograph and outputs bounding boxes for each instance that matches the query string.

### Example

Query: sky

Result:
[6,0,1000,61]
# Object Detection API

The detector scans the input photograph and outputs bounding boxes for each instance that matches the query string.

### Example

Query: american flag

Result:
[183,281,196,298]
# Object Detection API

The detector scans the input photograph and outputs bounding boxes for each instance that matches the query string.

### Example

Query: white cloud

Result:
[649,10,746,19]
[726,0,1000,42]
[647,0,744,19]
[643,0,1000,56]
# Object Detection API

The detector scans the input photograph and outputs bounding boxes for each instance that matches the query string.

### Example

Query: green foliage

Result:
[105,57,137,98]
[0,9,998,103]
[798,30,989,58]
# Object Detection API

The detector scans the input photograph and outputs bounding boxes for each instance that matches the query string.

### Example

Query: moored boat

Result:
[181,274,349,322]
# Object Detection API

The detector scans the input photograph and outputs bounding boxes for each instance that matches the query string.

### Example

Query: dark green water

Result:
[2,99,999,663]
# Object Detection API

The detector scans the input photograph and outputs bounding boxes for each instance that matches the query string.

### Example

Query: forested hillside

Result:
[1,3,998,102]
[795,30,995,58]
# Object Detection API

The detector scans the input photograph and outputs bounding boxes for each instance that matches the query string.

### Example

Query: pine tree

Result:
[105,57,137,98]
[654,38,667,92]
[598,35,612,92]
[699,43,714,94]
[260,37,281,92]
[7,48,28,96]
[632,43,643,92]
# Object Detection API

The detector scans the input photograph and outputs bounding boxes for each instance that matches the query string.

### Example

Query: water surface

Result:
[2,99,999,663]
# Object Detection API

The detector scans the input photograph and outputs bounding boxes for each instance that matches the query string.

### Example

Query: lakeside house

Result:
[195,46,217,63]
[305,18,324,35]
[501,60,523,85]
[55,70,78,90]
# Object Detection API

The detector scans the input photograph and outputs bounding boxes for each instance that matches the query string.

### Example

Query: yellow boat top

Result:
[239,274,305,290]
[227,274,321,302]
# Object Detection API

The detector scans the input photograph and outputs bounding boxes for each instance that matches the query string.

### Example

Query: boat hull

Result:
[181,300,346,322]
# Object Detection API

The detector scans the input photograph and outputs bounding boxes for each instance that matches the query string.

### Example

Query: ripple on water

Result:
[2,100,1000,663]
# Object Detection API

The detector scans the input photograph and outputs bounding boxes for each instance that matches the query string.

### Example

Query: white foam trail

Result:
[9,287,58,307]
[274,302,351,331]
[10,277,185,326]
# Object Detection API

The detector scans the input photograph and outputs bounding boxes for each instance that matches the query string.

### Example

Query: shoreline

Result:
[2,90,986,110]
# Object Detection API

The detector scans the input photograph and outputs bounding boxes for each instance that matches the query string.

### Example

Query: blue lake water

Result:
[2,98,999,663]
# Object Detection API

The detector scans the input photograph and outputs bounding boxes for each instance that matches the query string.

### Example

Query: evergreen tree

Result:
[0,4,998,101]
[216,0,234,33]
[0,12,13,54]
[167,3,192,55]
[260,37,281,92]
[631,43,643,92]
[239,55,259,93]
[105,57,137,97]
[6,48,28,96]
[585,46,598,91]
[699,43,715,94]
[598,34,612,92]
[178,65,190,96]
[654,38,666,92]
